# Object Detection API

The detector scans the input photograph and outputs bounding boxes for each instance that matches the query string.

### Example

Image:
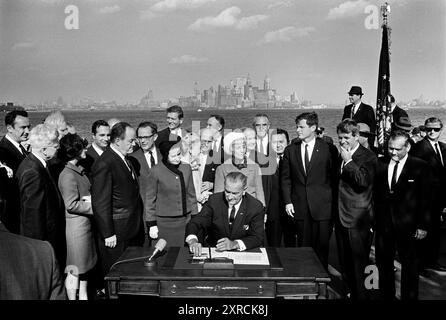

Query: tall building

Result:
[264,75,271,91]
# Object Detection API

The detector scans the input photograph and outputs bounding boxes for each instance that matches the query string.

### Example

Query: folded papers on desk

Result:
[194,247,270,266]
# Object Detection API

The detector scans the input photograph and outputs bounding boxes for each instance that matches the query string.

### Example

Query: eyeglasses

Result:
[426,127,441,132]
[138,134,155,140]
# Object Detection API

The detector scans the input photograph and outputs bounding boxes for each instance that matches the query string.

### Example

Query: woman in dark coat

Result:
[146,141,198,246]
[58,134,97,300]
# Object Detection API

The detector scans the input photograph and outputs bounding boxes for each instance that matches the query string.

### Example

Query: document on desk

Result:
[201,247,270,266]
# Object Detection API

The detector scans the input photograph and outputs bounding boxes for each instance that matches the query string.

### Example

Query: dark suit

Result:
[128,147,161,235]
[334,145,377,299]
[0,223,66,300]
[186,192,264,250]
[201,154,219,184]
[16,153,66,270]
[209,135,225,165]
[374,155,432,300]
[155,127,181,149]
[91,148,144,274]
[281,138,337,268]
[342,103,376,146]
[0,136,27,233]
[410,138,446,268]
[78,145,101,178]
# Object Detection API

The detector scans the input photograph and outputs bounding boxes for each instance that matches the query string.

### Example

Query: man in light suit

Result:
[334,119,377,300]
[0,110,30,233]
[374,130,431,300]
[342,86,376,147]
[91,122,144,275]
[155,105,183,148]
[79,120,110,178]
[186,172,264,255]
[281,112,337,269]
[207,114,225,165]
[0,221,66,300]
[410,117,446,273]
[128,121,160,240]
[16,124,66,270]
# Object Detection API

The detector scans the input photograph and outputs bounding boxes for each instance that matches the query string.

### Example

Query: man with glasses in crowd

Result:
[410,117,446,274]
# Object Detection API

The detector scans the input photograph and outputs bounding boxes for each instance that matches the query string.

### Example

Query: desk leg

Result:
[317,283,328,299]
[107,281,119,299]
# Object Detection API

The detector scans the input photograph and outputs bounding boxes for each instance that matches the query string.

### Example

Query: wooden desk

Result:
[105,247,330,299]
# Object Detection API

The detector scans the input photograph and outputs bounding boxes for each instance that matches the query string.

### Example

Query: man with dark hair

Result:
[91,122,144,275]
[374,130,431,300]
[342,86,376,147]
[207,114,225,164]
[281,112,336,269]
[79,120,110,177]
[155,105,184,148]
[410,117,446,274]
[264,128,289,246]
[334,119,377,300]
[186,172,264,255]
[128,121,161,241]
[0,110,30,233]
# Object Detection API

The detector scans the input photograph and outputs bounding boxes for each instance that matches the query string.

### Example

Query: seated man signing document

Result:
[186,172,264,256]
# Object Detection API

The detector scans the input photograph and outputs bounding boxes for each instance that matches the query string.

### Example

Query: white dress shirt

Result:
[256,136,268,155]
[92,142,105,157]
[110,144,134,178]
[429,140,444,166]
[387,153,409,189]
[144,147,158,168]
[352,102,361,116]
[301,137,316,172]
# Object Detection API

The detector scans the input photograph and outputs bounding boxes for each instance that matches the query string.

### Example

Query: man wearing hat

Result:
[342,86,376,147]
[392,117,416,147]
[388,95,410,132]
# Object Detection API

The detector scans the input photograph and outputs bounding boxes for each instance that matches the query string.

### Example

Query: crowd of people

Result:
[0,85,445,301]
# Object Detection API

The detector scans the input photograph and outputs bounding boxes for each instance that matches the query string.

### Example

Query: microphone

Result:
[148,238,167,261]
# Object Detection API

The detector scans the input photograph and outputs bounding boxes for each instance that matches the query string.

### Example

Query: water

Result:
[1,107,445,142]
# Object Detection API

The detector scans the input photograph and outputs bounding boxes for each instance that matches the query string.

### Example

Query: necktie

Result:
[148,150,156,167]
[304,144,310,175]
[229,206,236,225]
[434,143,444,167]
[19,143,28,155]
[259,140,264,155]
[124,157,135,179]
[390,160,399,192]
[351,106,355,118]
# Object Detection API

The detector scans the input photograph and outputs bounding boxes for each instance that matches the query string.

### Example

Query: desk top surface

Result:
[106,247,330,283]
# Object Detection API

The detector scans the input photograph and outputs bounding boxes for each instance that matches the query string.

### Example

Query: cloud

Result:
[151,0,217,12]
[236,15,268,30]
[267,1,294,10]
[11,41,37,51]
[188,6,268,31]
[259,26,315,44]
[99,5,121,14]
[327,0,370,20]
[169,55,208,64]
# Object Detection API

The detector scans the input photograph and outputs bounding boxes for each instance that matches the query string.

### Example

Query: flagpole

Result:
[376,2,392,155]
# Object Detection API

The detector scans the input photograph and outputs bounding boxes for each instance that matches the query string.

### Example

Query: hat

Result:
[393,116,413,132]
[223,132,246,155]
[357,123,374,137]
[348,86,363,96]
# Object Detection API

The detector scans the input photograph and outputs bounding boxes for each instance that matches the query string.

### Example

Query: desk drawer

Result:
[276,282,319,298]
[160,281,275,298]
[119,280,159,296]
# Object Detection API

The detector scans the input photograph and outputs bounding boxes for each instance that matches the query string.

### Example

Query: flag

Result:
[376,24,391,154]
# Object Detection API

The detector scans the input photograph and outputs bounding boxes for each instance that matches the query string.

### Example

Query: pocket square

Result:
[408,179,414,182]
[243,224,249,231]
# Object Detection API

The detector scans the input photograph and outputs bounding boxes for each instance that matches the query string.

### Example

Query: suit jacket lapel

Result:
[393,157,410,191]
[306,139,321,176]
[220,197,230,236]
[3,137,25,161]
[295,142,306,178]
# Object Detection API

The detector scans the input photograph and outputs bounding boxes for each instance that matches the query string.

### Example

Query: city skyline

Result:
[0,0,445,105]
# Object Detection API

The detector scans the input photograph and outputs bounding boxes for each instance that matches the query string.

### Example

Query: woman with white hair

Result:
[214,131,265,206]
[44,111,68,140]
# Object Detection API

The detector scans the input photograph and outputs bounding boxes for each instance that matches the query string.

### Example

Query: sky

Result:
[0,0,445,105]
